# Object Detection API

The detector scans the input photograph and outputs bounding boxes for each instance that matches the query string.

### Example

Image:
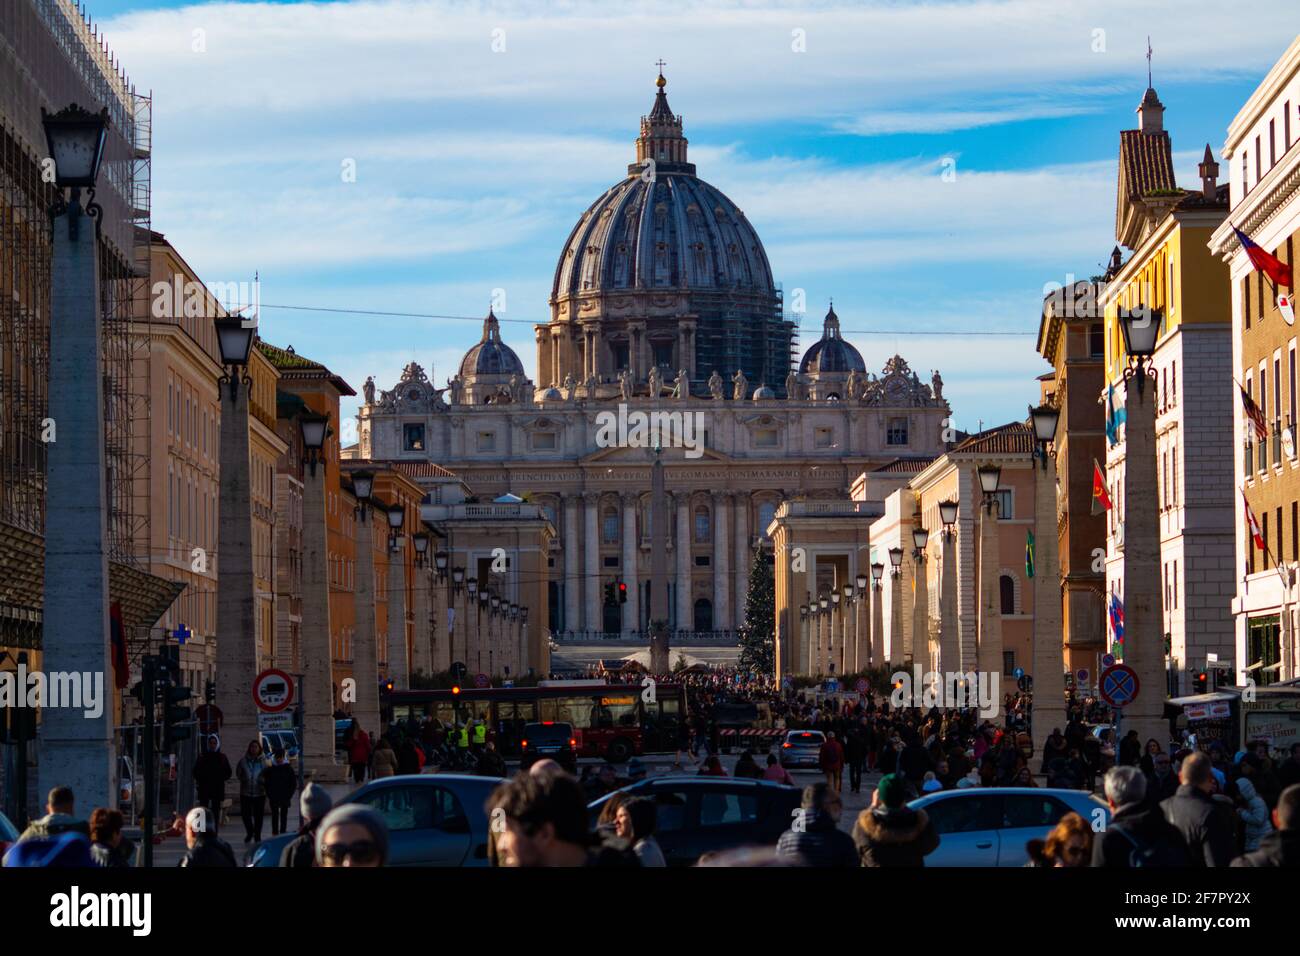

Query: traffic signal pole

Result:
[141,654,156,869]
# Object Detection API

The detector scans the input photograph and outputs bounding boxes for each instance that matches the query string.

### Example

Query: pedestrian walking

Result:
[262,747,297,837]
[15,786,89,842]
[89,808,134,868]
[371,736,399,777]
[763,753,795,786]
[1092,766,1189,867]
[1232,783,1300,867]
[346,720,371,783]
[819,731,845,793]
[193,734,232,834]
[852,774,939,867]
[614,797,666,867]
[236,739,269,844]
[1235,777,1274,852]
[1160,752,1237,866]
[314,804,390,867]
[178,807,237,868]
[775,783,858,867]
[280,783,333,868]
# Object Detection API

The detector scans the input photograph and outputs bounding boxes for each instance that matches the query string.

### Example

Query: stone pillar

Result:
[299,462,340,778]
[388,540,409,688]
[813,608,825,674]
[1032,455,1067,761]
[938,530,960,675]
[675,493,692,632]
[871,583,885,670]
[353,511,380,736]
[845,594,858,674]
[39,198,113,807]
[977,502,1004,717]
[734,496,750,628]
[584,492,601,633]
[1122,377,1168,745]
[889,570,904,668]
[451,581,466,670]
[215,381,259,754]
[621,493,640,633]
[564,495,580,633]
[712,492,731,631]
[411,565,432,679]
[912,554,929,669]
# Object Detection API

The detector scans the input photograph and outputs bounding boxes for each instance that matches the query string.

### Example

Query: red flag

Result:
[1092,460,1112,514]
[1234,226,1292,288]
[1243,492,1265,552]
[1239,383,1268,442]
[109,601,129,690]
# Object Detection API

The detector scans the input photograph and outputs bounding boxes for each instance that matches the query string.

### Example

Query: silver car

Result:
[779,729,825,769]
[908,787,1110,867]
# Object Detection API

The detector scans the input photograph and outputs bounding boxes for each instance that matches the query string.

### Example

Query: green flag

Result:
[1025,529,1035,579]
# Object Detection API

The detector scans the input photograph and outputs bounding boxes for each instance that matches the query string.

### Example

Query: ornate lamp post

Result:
[830,589,842,675]
[38,103,114,807]
[347,469,381,735]
[887,547,904,667]
[1029,401,1067,762]
[870,561,885,670]
[937,500,961,673]
[385,501,409,688]
[911,525,931,669]
[799,603,810,674]
[410,529,432,678]
[841,584,856,673]
[818,594,830,675]
[976,462,1005,710]
[854,573,868,672]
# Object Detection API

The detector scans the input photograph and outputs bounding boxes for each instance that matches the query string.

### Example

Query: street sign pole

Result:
[295,673,305,791]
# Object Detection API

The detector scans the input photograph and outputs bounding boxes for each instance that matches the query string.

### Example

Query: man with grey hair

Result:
[1091,766,1189,867]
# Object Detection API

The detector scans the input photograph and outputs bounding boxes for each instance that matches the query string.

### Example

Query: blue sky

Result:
[92,0,1300,440]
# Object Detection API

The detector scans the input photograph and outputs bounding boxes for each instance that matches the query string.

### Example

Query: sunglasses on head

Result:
[321,841,380,865]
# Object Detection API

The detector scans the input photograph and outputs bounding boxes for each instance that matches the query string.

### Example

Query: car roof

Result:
[910,787,1105,805]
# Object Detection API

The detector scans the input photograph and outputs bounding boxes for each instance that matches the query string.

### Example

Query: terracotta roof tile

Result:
[871,457,936,474]
[1119,129,1177,200]
[952,421,1033,456]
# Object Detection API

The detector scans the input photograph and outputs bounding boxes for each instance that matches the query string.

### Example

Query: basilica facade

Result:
[357,73,952,641]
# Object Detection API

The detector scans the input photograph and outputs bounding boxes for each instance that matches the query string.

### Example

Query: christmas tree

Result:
[737,548,775,675]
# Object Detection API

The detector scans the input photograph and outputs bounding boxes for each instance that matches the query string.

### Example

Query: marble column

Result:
[299,462,340,778]
[621,492,640,633]
[388,541,409,688]
[938,531,961,675]
[353,510,380,738]
[871,583,885,670]
[1032,453,1067,761]
[1122,376,1168,746]
[411,564,432,679]
[430,568,447,672]
[734,495,750,628]
[564,495,580,634]
[584,492,601,633]
[977,502,1004,718]
[845,594,857,674]
[889,570,904,668]
[912,554,929,669]
[675,492,692,632]
[712,492,731,631]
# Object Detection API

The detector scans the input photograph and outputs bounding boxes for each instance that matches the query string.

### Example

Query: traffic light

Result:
[382,678,394,694]
[604,582,615,605]
[1193,671,1209,693]
[162,683,193,746]
[618,581,628,604]
[451,684,461,696]
[204,679,216,704]
[158,643,182,684]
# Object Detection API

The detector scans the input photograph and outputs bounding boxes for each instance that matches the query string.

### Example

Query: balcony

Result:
[775,501,878,519]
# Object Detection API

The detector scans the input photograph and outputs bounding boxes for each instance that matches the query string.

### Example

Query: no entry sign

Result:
[1100,664,1139,708]
[253,668,295,713]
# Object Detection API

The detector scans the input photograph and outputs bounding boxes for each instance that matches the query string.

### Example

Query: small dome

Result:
[752,383,775,401]
[538,385,564,402]
[459,308,525,378]
[799,304,865,375]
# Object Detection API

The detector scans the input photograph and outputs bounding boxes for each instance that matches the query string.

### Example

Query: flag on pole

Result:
[109,601,129,689]
[1025,529,1035,579]
[1105,382,1126,448]
[1243,491,1265,552]
[1092,460,1112,514]
[1108,593,1125,644]
[1234,226,1293,288]
[1239,383,1268,442]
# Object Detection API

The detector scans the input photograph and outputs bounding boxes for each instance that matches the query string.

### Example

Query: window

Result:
[1292,501,1298,564]
[694,507,710,542]
[993,489,1012,520]
[531,431,556,451]
[1264,512,1271,570]
[1256,134,1262,181]
[1271,119,1277,167]
[999,575,1015,615]
[1003,650,1016,677]
[699,791,759,827]
[1170,360,1177,405]
[403,423,425,451]
[644,789,690,833]
[924,795,1001,834]
[1291,345,1297,429]
[476,431,496,452]
[1003,795,1072,830]
[754,428,778,448]
[887,418,908,445]
[167,380,173,434]
[1287,103,1293,150]
[1089,324,1104,358]
[1242,151,1250,197]
[603,555,619,568]
[694,554,711,567]
[757,502,776,537]
[814,426,835,448]
[602,509,619,544]
[1245,278,1252,330]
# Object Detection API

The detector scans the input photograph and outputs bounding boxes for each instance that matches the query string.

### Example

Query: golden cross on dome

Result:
[655,58,667,75]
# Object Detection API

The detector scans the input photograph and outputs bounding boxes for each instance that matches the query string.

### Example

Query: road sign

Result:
[474,673,490,688]
[1076,668,1089,684]
[855,677,869,694]
[1013,667,1024,680]
[451,661,467,680]
[257,712,294,732]
[194,703,223,736]
[172,624,191,644]
[1101,653,1116,668]
[253,668,295,713]
[825,678,839,693]
[1099,664,1140,708]
[1206,652,1219,664]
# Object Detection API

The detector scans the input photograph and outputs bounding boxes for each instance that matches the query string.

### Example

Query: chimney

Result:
[1198,144,1220,199]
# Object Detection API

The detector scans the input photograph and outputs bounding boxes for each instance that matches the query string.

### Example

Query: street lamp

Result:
[412,531,430,568]
[855,572,868,592]
[350,469,374,518]
[799,603,809,619]
[888,547,904,576]
[299,412,330,477]
[843,584,854,602]
[819,595,829,613]
[510,603,519,619]
[520,606,528,623]
[466,576,478,599]
[1118,305,1162,395]
[491,594,501,614]
[41,104,109,237]
[434,550,449,581]
[1029,403,1060,469]
[871,562,885,589]
[215,316,256,402]
[938,499,959,536]
[912,526,930,561]
[831,590,841,608]
[453,566,465,594]
[386,501,405,551]
[977,463,1002,514]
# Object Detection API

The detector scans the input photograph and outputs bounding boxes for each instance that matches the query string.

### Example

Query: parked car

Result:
[588,777,801,867]
[907,787,1109,867]
[0,810,19,858]
[519,721,578,773]
[778,729,825,769]
[260,730,301,760]
[246,773,503,867]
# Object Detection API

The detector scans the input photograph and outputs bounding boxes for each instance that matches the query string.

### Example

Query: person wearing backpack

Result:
[1092,766,1190,867]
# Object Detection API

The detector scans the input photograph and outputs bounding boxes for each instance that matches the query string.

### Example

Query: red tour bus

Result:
[382,680,687,763]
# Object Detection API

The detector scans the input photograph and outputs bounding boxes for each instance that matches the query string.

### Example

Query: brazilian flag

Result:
[1025,529,1035,579]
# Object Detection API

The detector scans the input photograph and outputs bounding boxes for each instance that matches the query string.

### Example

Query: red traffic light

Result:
[451,685,461,695]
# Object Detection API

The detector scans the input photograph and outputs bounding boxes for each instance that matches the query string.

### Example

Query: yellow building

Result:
[1099,84,1235,696]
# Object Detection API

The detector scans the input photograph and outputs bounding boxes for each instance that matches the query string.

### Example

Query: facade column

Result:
[564,495,580,634]
[1032,454,1067,761]
[452,581,467,670]
[675,492,692,632]
[938,531,960,675]
[850,594,863,674]
[889,569,904,668]
[814,607,826,674]
[431,567,447,672]
[584,491,601,633]
[353,512,380,735]
[871,582,885,670]
[1122,377,1168,745]
[734,495,750,628]
[39,199,113,806]
[299,460,340,777]
[411,565,432,679]
[912,554,929,669]
[388,541,409,688]
[712,492,731,631]
[977,502,1004,717]
[622,493,641,633]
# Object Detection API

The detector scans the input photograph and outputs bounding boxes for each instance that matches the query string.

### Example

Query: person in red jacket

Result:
[820,731,846,793]
[346,721,372,784]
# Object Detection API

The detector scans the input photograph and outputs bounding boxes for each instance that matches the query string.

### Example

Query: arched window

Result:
[694,506,711,542]
[694,598,713,633]
[602,507,619,544]
[1000,575,1016,615]
[758,502,776,537]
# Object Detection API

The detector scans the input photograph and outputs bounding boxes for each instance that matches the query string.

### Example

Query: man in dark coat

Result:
[1232,783,1300,867]
[1160,751,1237,867]
[844,723,867,794]
[775,783,858,867]
[280,784,333,868]
[852,773,939,867]
[1143,751,1180,807]
[192,734,232,834]
[1092,766,1189,867]
[178,807,236,868]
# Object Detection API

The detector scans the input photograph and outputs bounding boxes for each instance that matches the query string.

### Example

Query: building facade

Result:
[1210,35,1300,685]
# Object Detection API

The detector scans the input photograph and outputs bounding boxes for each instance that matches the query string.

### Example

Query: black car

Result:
[519,721,578,773]
[588,777,801,866]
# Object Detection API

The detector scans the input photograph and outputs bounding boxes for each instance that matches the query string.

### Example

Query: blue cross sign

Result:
[1100,664,1140,708]
[173,625,191,645]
